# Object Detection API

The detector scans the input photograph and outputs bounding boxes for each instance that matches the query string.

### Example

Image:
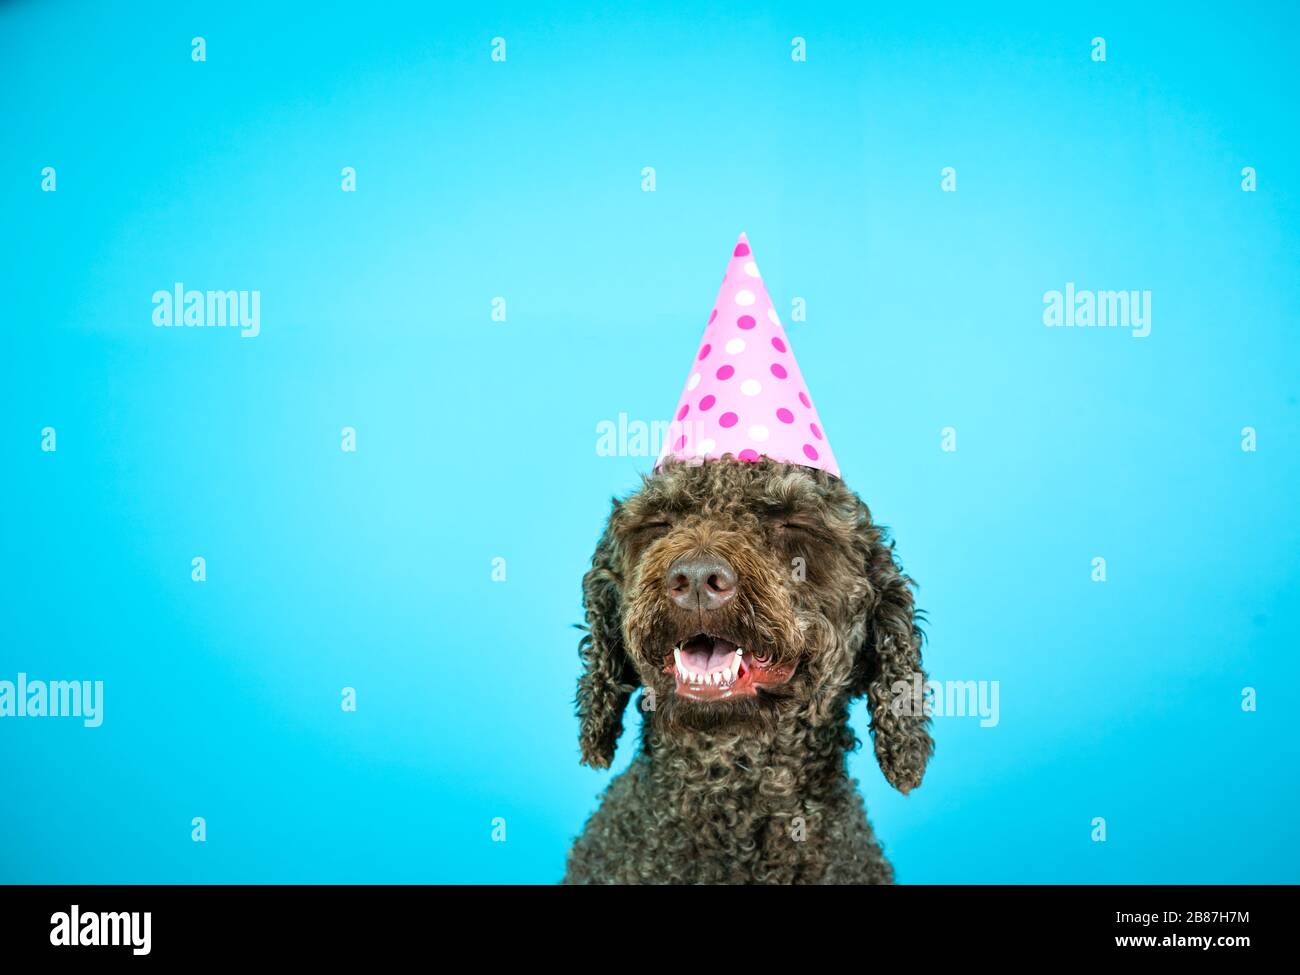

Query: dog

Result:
[564,455,932,884]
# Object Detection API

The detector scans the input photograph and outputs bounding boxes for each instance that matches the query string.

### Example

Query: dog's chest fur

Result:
[564,715,894,884]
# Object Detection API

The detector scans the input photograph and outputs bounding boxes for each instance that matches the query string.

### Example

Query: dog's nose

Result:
[666,554,737,611]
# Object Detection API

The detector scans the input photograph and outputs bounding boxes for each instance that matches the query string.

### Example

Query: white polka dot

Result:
[725,338,746,354]
[735,289,756,306]
[687,372,701,390]
[741,379,762,396]
[695,437,716,456]
[744,261,759,278]
[748,424,770,442]
[767,307,780,324]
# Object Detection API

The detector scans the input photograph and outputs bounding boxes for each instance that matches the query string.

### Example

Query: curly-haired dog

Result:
[564,455,932,884]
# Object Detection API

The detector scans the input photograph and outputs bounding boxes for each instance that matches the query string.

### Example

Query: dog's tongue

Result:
[681,634,738,671]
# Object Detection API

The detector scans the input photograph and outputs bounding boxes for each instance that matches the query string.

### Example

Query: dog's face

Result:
[576,457,932,793]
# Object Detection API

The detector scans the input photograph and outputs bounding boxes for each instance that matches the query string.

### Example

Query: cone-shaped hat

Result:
[656,233,840,477]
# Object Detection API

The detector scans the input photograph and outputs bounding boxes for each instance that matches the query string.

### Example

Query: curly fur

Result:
[565,457,932,884]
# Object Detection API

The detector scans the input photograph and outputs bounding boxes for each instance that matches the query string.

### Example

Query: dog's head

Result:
[575,456,932,792]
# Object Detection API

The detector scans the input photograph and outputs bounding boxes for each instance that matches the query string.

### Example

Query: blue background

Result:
[3,0,1297,883]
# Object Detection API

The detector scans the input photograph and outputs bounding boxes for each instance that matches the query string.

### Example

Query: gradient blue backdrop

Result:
[3,0,1297,883]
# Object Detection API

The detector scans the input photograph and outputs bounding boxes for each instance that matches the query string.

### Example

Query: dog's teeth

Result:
[736,647,743,656]
[673,647,683,668]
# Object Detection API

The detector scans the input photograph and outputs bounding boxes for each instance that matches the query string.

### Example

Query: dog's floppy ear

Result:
[853,516,934,794]
[576,505,636,769]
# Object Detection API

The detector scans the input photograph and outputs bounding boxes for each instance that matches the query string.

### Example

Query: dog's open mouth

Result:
[665,633,796,701]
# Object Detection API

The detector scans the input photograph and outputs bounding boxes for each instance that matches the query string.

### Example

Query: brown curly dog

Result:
[564,455,932,884]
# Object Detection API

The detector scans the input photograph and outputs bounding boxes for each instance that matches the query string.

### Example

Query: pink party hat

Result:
[657,233,840,478]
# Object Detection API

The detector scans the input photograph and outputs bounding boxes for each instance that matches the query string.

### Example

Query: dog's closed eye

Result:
[780,520,817,533]
[630,520,673,540]
[777,519,829,540]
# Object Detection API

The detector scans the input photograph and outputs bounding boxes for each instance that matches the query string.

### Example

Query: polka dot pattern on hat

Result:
[658,232,840,477]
